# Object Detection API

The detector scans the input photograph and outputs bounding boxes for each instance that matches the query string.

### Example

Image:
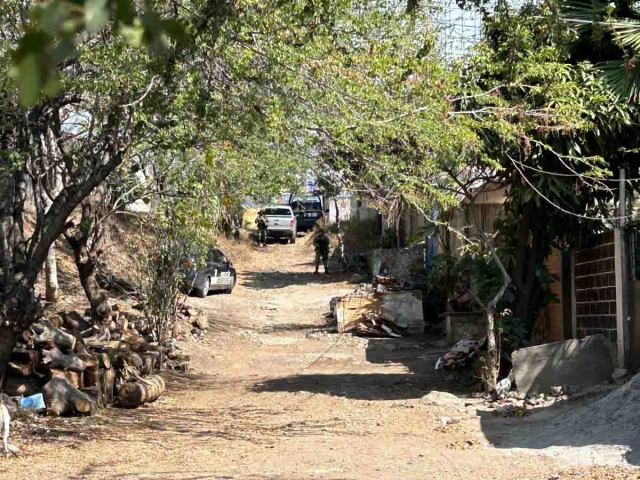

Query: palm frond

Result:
[560,0,607,23]
[599,58,640,102]
[611,21,640,50]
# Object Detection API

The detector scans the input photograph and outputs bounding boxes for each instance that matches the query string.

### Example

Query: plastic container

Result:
[19,393,46,411]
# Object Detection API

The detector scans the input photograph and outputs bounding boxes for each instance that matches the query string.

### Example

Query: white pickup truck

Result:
[264,206,297,244]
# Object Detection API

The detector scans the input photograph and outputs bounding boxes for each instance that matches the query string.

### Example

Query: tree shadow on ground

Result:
[260,322,329,333]
[241,270,350,290]
[252,337,468,400]
[253,372,438,400]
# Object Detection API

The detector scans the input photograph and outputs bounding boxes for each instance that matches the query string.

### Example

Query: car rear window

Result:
[207,248,226,263]
[292,199,321,210]
[265,208,292,216]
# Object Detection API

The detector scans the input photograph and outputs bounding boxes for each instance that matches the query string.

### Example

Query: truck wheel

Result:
[290,232,296,244]
[195,278,210,298]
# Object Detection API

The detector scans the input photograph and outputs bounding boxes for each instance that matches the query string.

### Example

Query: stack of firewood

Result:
[4,305,185,416]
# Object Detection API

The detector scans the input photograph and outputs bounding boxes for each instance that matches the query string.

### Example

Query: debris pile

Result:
[372,275,406,292]
[435,339,483,370]
[332,274,424,336]
[356,313,407,338]
[4,304,192,416]
[96,272,141,299]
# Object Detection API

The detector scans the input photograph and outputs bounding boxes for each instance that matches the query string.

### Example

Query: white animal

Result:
[0,403,10,454]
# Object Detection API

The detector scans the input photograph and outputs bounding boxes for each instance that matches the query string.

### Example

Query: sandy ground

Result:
[3,234,640,479]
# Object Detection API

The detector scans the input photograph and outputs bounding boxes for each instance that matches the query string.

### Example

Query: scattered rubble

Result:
[173,304,211,346]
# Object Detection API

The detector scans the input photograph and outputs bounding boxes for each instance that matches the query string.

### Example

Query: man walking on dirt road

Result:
[313,227,330,274]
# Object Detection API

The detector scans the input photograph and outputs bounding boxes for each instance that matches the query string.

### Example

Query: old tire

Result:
[195,278,210,298]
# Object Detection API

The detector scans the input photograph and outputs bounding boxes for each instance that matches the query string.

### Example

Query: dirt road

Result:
[1,236,637,479]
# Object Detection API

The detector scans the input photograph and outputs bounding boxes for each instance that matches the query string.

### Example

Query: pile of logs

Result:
[4,306,183,416]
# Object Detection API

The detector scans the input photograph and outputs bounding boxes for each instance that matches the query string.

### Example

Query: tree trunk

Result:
[483,305,498,391]
[0,327,18,393]
[73,242,112,323]
[44,243,59,303]
[65,182,112,323]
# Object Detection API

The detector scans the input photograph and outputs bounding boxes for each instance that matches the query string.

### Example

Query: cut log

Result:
[48,369,81,389]
[9,362,32,377]
[32,320,76,351]
[83,368,100,388]
[98,352,111,370]
[42,348,87,372]
[43,377,96,416]
[116,352,143,370]
[117,375,165,408]
[100,368,116,406]
[81,386,103,409]
[63,312,93,332]
[139,353,156,376]
[48,315,64,329]
[3,375,41,396]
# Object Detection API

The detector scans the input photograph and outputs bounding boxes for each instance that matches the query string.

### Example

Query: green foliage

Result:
[138,195,217,342]
[10,0,186,106]
[562,0,640,102]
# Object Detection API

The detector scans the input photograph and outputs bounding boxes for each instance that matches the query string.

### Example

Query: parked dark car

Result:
[182,247,236,298]
[290,195,324,231]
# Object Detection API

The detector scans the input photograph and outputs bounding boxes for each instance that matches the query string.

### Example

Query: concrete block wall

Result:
[574,231,617,344]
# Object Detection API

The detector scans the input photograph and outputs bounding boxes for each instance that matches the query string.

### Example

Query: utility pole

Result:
[614,167,630,368]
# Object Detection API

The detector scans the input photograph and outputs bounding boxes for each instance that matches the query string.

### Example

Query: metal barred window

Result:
[629,224,640,281]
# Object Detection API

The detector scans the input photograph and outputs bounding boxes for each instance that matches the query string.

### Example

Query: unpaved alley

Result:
[0,237,636,479]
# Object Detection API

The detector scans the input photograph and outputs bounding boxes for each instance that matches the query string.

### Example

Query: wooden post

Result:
[614,168,630,368]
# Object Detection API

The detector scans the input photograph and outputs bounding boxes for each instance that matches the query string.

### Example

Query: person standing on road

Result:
[255,210,268,247]
[313,227,330,274]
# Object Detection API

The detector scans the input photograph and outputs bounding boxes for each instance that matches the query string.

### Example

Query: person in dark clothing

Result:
[313,227,330,274]
[255,210,268,247]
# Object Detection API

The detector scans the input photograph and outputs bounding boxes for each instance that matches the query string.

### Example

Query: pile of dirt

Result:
[489,374,640,465]
[549,374,640,462]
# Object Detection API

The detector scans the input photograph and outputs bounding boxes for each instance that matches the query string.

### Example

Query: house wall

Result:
[443,203,503,257]
[324,196,353,224]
